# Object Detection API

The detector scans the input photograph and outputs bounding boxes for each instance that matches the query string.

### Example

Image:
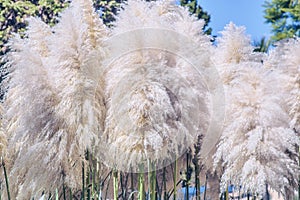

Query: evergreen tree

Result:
[0,0,123,55]
[0,0,70,55]
[93,0,123,26]
[264,0,300,42]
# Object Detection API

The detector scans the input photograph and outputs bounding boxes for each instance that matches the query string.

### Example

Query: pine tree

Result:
[264,0,300,42]
[0,0,70,55]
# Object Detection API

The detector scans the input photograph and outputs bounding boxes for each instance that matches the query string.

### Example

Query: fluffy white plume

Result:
[2,0,299,198]
[265,39,300,133]
[214,23,299,197]
[214,22,253,65]
[3,17,61,199]
[101,0,213,172]
[3,0,107,198]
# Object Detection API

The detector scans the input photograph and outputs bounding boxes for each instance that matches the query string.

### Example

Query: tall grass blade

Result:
[173,159,177,200]
[63,184,66,200]
[138,165,145,200]
[131,171,134,200]
[225,184,228,200]
[163,167,167,200]
[2,160,10,200]
[149,162,156,200]
[69,188,72,200]
[113,169,118,200]
[82,161,85,200]
[185,153,190,200]
[55,188,59,200]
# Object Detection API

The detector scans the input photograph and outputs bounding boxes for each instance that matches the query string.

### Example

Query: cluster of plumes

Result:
[101,0,213,172]
[1,0,107,198]
[213,23,299,198]
[0,0,299,199]
[0,0,213,198]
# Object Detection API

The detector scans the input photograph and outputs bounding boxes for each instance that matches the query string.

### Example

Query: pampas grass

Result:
[101,0,212,173]
[213,23,299,198]
[265,39,300,133]
[0,0,299,199]
[2,0,107,198]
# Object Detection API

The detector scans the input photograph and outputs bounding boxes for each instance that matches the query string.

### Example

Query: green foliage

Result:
[0,0,70,54]
[254,36,271,52]
[0,0,211,54]
[93,0,123,26]
[180,0,212,35]
[264,0,300,42]
[0,0,123,55]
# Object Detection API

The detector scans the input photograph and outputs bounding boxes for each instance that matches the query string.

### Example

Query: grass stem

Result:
[138,164,145,200]
[113,169,118,200]
[173,158,177,200]
[2,159,10,200]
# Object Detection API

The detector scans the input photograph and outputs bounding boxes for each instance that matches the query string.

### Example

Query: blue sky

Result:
[199,0,272,41]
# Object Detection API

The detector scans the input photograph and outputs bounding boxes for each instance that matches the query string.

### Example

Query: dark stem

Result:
[82,161,85,200]
[3,160,10,200]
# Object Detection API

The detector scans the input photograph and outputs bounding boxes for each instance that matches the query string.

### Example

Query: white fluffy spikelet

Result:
[102,0,212,172]
[46,0,107,188]
[49,0,106,148]
[3,0,107,198]
[266,39,300,133]
[213,25,299,197]
[212,23,264,86]
[3,17,61,199]
[285,40,300,133]
[214,64,299,197]
[214,22,254,65]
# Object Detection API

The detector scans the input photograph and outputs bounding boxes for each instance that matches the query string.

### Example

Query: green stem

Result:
[138,163,146,200]
[55,188,59,200]
[113,169,118,200]
[69,188,72,200]
[225,184,228,200]
[149,162,156,200]
[138,170,145,200]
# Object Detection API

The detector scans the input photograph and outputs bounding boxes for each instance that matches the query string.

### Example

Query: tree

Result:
[93,0,123,26]
[264,0,300,42]
[0,0,70,55]
[253,37,271,52]
[0,0,125,56]
[180,0,212,35]
[0,0,211,56]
